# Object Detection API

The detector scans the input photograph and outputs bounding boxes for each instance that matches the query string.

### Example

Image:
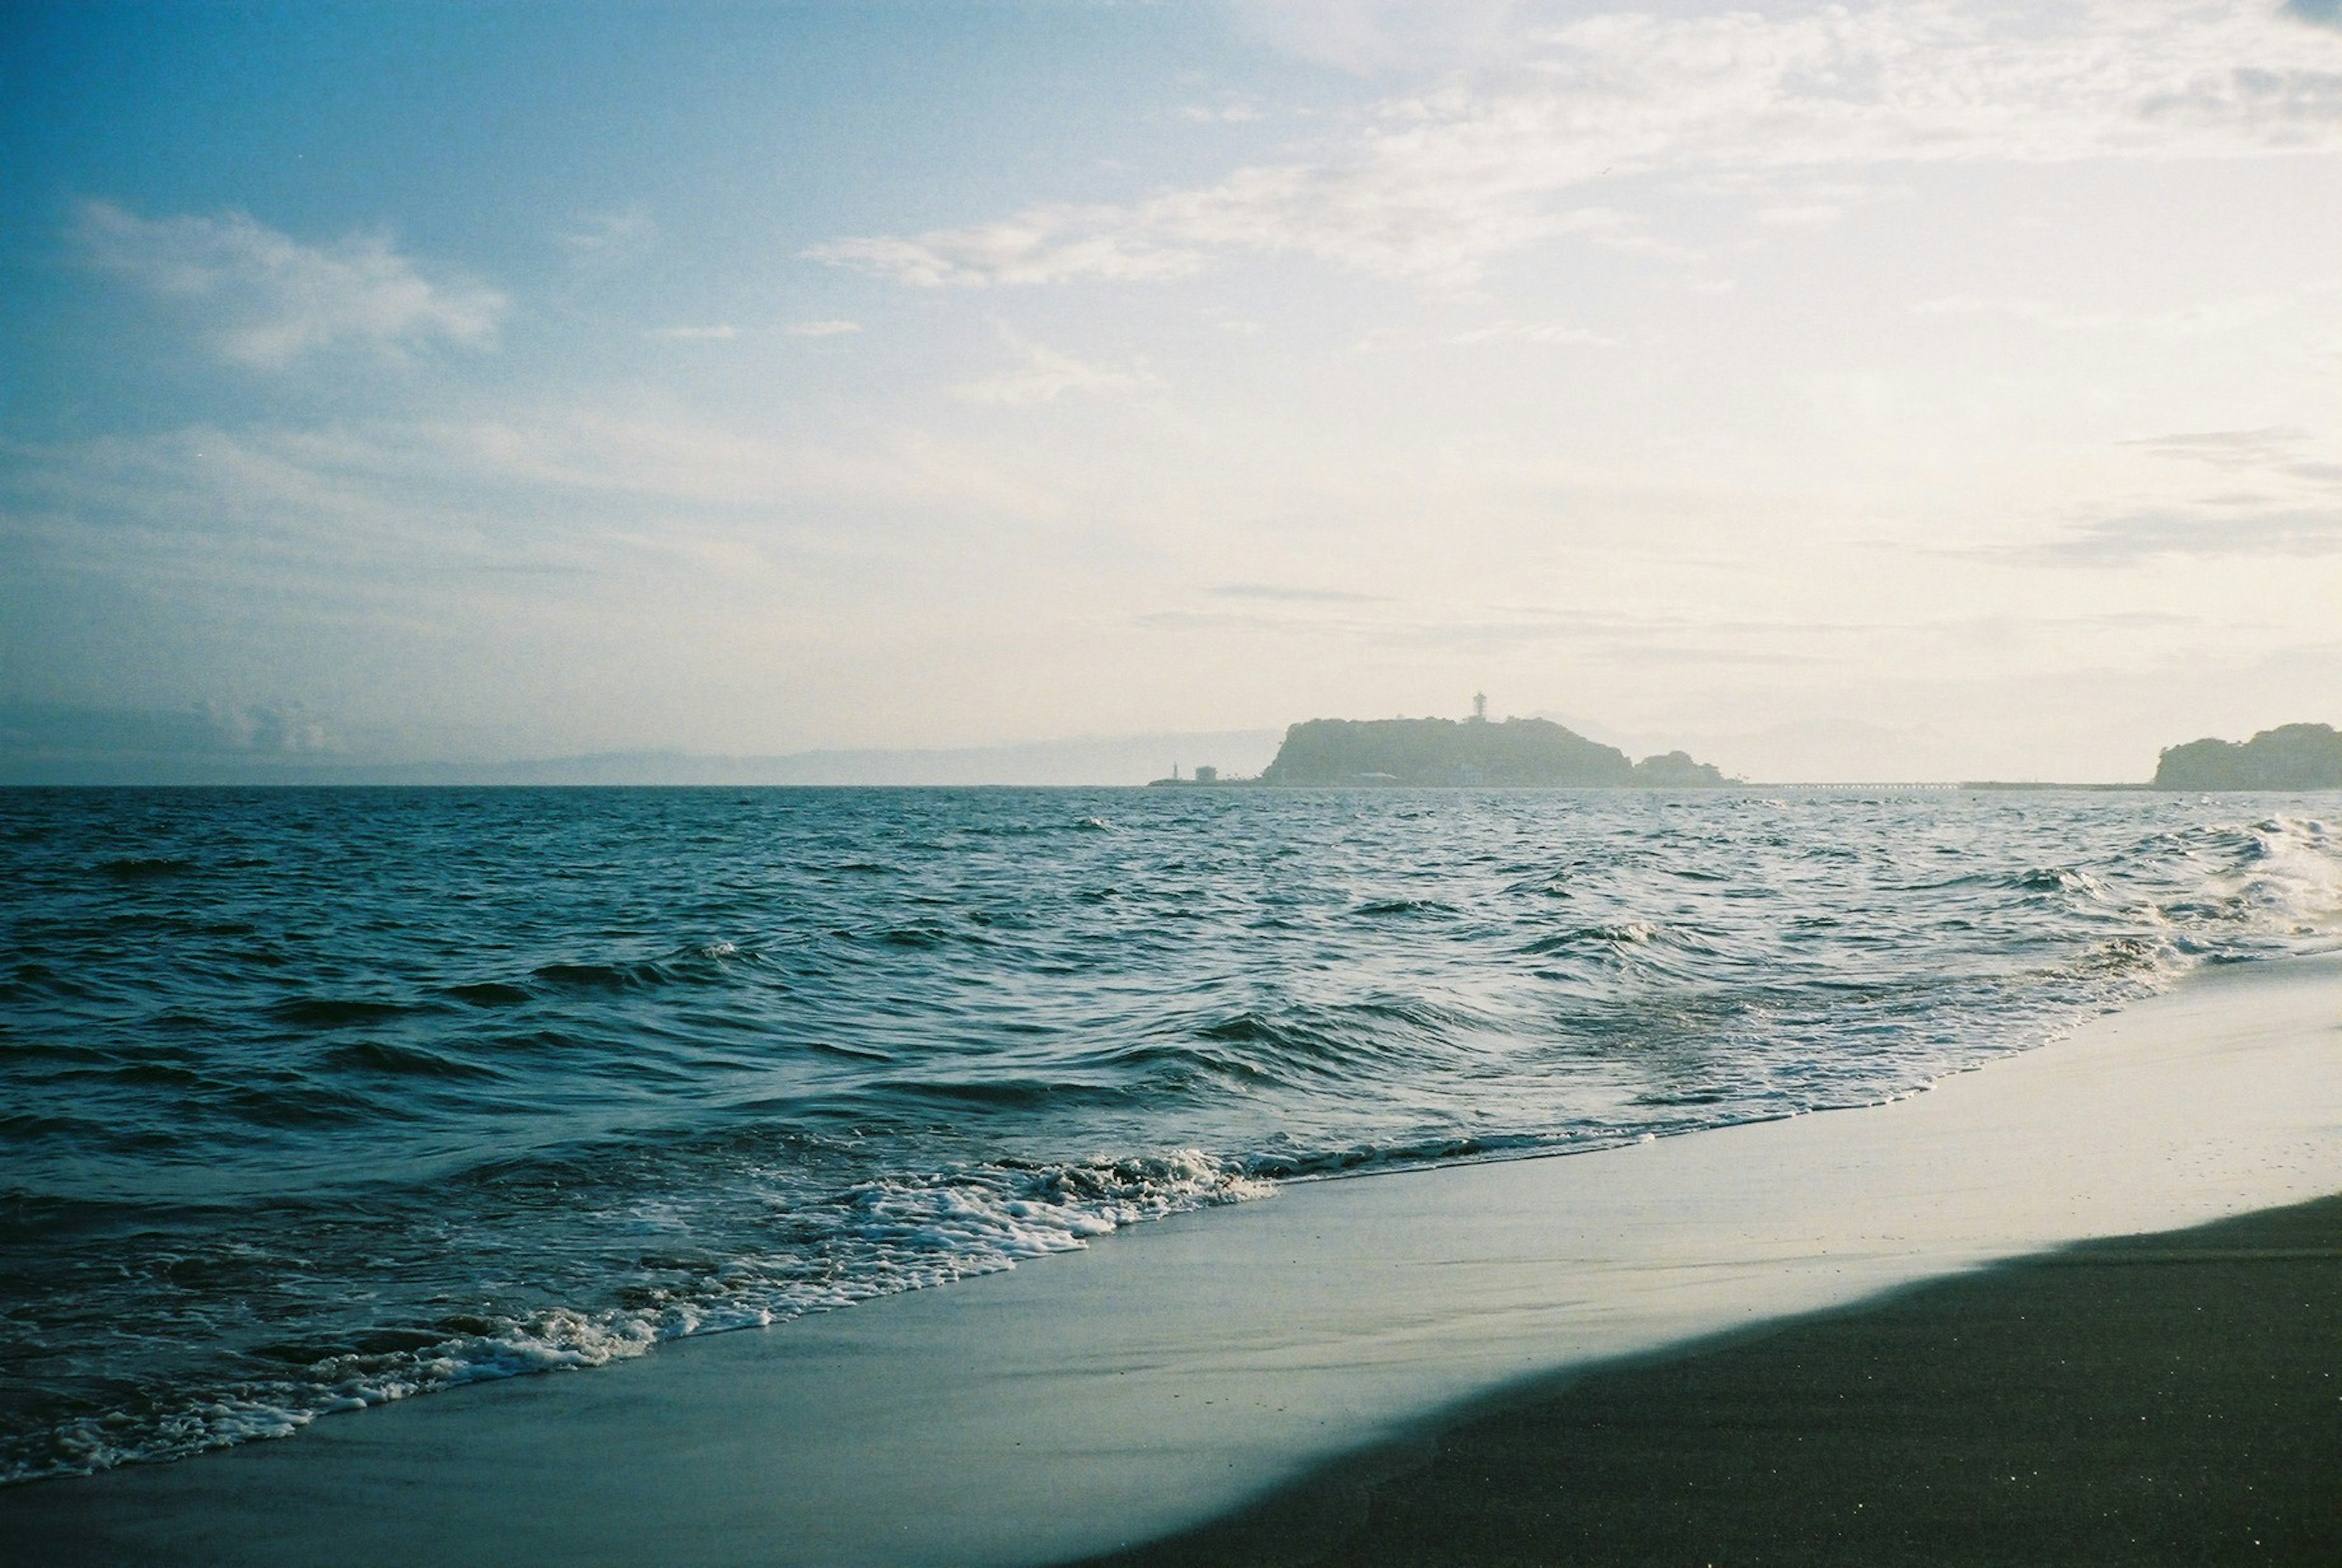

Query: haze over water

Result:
[5,785,2338,1483]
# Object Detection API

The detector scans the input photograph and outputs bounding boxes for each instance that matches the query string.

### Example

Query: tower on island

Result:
[1472,692,1488,723]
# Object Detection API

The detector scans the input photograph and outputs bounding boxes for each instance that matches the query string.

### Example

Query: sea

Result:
[4,784,2339,1485]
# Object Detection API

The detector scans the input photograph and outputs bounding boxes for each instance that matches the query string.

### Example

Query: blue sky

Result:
[4,0,2340,780]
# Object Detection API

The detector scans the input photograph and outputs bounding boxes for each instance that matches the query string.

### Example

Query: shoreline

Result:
[7,954,2341,1566]
[1078,1191,2342,1566]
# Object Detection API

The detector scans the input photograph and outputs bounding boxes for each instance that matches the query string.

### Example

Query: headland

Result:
[1153,704,1728,788]
[2154,722,2342,790]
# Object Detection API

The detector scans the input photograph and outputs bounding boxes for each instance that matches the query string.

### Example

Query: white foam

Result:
[7,1151,1276,1483]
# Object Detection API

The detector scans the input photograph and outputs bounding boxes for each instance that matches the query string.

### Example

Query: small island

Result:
[2152,723,2342,790]
[1157,697,1730,788]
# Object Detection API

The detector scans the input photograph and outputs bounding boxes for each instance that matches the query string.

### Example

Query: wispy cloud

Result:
[1444,319,1613,346]
[1175,102,1263,124]
[2041,426,2342,561]
[784,319,862,338]
[2119,426,2310,468]
[645,324,737,342]
[809,209,1207,287]
[1914,293,2286,335]
[1143,596,1849,662]
[1752,203,1846,229]
[1228,0,1529,76]
[812,2,2342,290]
[1211,582,1389,603]
[2044,506,2342,562]
[77,199,504,368]
[559,207,654,263]
[949,332,1161,406]
[1,405,1071,606]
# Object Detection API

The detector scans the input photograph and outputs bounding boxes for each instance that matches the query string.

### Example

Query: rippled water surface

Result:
[4,785,2340,1480]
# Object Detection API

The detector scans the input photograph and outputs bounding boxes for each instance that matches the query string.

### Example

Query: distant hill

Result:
[1258,716,1729,787]
[0,705,1283,786]
[2152,723,2342,790]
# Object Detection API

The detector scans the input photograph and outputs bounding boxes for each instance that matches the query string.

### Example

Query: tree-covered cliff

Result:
[2152,723,2342,790]
[1258,717,1727,787]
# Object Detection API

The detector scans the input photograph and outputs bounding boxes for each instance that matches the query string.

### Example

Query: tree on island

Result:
[2152,723,2342,790]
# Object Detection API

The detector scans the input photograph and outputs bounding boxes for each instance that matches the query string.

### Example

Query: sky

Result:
[2,0,2338,782]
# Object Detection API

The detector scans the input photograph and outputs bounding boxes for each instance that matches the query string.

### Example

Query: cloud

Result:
[1444,319,1613,346]
[815,2,2342,289]
[2119,426,2310,468]
[645,324,737,341]
[2044,506,2342,562]
[560,207,655,263]
[1175,102,1263,124]
[0,703,338,771]
[1142,593,1863,662]
[1753,203,1846,229]
[2040,426,2342,560]
[1,406,1070,610]
[783,319,862,337]
[949,333,1162,406]
[1913,293,2286,335]
[1211,582,1389,602]
[807,207,1208,287]
[77,200,505,368]
[2287,0,2342,27]
[1227,0,1528,76]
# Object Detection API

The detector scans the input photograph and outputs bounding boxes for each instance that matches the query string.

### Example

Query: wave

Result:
[9,789,2342,1488]
[1355,897,1460,918]
[0,1149,1270,1483]
[96,856,196,879]
[319,1040,504,1081]
[270,997,418,1028]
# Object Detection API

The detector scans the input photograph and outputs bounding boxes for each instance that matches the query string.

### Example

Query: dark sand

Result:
[1077,1194,2342,1567]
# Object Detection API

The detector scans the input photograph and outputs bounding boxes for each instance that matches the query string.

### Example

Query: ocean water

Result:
[4,786,2340,1484]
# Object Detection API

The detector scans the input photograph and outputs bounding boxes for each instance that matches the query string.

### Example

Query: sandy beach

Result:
[1083,1192,2342,1566]
[8,953,2340,1567]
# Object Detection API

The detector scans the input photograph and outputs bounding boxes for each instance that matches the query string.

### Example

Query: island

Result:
[1222,709,1729,788]
[2152,722,2342,790]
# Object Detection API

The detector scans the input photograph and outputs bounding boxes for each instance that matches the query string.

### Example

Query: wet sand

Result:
[6,955,2341,1566]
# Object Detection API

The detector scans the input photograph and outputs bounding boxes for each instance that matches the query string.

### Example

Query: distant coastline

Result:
[2152,723,2342,791]
[6,705,2339,791]
[1150,711,2342,792]
[1154,708,1731,789]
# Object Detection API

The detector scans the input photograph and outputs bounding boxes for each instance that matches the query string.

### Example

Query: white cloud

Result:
[2119,426,2312,469]
[413,408,1061,517]
[1175,102,1264,124]
[1227,0,1528,76]
[560,207,655,262]
[2046,506,2342,561]
[807,207,1207,287]
[0,406,1075,610]
[645,324,738,341]
[1444,319,1614,346]
[1753,203,1846,228]
[816,2,2342,289]
[784,319,862,337]
[949,333,1162,406]
[77,199,505,368]
[1914,293,2287,334]
[2042,425,2342,561]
